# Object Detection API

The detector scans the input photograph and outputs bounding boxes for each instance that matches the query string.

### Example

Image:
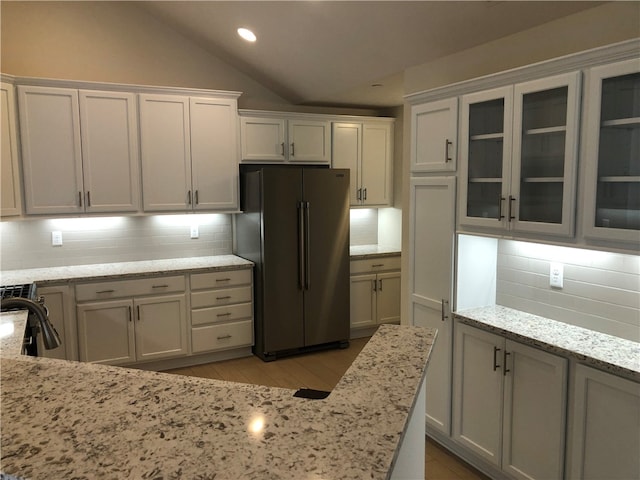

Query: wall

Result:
[0,1,288,110]
[456,235,640,343]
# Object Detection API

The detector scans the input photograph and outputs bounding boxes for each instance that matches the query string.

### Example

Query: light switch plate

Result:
[550,262,563,289]
[51,230,63,246]
[190,225,199,239]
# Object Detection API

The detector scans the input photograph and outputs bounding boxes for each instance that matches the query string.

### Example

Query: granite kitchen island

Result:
[0,316,435,480]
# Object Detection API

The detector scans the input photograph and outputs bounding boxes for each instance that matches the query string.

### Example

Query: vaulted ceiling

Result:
[138,1,602,108]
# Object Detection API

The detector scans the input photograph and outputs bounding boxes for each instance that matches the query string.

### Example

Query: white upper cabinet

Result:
[18,86,84,215]
[18,85,140,215]
[189,97,239,211]
[240,113,331,164]
[79,90,140,213]
[332,121,393,206]
[410,97,457,172]
[1,82,22,217]
[582,59,640,244]
[459,72,581,237]
[139,94,239,212]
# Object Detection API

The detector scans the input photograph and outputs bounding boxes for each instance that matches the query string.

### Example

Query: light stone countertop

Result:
[350,245,401,260]
[0,311,28,356]
[0,255,254,286]
[454,305,640,382]
[0,323,436,480]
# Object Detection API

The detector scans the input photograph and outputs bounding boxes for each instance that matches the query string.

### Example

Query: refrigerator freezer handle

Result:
[304,201,311,290]
[298,202,306,289]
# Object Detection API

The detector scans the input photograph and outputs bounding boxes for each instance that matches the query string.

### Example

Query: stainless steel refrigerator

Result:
[235,166,350,361]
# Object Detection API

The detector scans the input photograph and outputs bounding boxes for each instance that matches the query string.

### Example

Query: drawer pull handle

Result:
[371,264,384,268]
[215,278,231,282]
[217,312,232,317]
[96,289,115,294]
[217,334,232,340]
[493,346,501,371]
[504,351,511,376]
[217,296,232,300]
[152,285,169,289]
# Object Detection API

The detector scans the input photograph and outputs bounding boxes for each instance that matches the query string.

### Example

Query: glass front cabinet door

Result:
[583,59,640,244]
[460,72,581,237]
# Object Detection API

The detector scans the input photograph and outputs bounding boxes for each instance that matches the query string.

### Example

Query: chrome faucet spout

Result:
[1,297,61,350]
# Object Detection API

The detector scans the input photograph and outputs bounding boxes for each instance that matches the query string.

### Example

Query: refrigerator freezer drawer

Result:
[191,302,253,326]
[190,286,252,309]
[191,319,253,353]
[191,268,252,290]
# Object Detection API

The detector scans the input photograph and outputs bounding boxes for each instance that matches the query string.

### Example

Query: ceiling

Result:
[137,1,602,108]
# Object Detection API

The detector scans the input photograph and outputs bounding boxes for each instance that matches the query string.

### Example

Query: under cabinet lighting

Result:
[48,216,124,231]
[237,27,256,42]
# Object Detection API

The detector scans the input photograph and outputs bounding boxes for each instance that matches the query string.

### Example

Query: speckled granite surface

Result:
[455,305,640,381]
[0,255,253,286]
[350,245,401,260]
[0,311,27,356]
[0,324,436,480]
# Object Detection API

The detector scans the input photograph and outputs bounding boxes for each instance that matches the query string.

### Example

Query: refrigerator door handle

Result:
[298,202,306,289]
[304,201,311,290]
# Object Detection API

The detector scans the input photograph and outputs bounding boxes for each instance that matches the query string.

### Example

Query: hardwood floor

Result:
[164,337,490,480]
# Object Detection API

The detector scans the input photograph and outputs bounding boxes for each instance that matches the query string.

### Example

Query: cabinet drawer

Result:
[350,256,401,274]
[190,268,252,290]
[192,319,253,353]
[191,302,253,326]
[190,286,252,309]
[76,275,185,302]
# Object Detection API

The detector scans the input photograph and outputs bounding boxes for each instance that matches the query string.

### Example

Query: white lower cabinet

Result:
[190,267,254,353]
[453,322,567,480]
[350,256,401,332]
[568,364,640,480]
[76,276,188,365]
[37,285,76,361]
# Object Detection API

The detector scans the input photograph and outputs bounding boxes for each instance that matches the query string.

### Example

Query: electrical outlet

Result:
[51,231,63,246]
[190,225,199,239]
[550,262,563,289]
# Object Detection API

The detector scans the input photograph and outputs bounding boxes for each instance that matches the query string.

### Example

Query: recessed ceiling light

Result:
[237,27,256,42]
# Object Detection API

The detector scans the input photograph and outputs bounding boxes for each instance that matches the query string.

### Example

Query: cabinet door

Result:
[569,364,640,480]
[77,299,135,365]
[410,98,457,172]
[139,94,191,211]
[332,122,361,205]
[1,83,22,216]
[37,285,76,361]
[190,97,239,211]
[134,294,187,362]
[18,85,83,215]
[79,90,140,213]
[583,59,640,244]
[376,271,400,324]
[288,119,331,163]
[362,123,392,206]
[408,176,456,435]
[240,116,286,162]
[350,273,376,329]
[453,323,503,467]
[502,340,567,480]
[459,86,513,229]
[511,72,581,236]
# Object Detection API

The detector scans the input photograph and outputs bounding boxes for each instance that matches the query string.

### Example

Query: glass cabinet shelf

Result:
[524,126,567,135]
[470,133,504,141]
[469,178,503,183]
[602,117,640,128]
[599,176,640,183]
[522,177,564,183]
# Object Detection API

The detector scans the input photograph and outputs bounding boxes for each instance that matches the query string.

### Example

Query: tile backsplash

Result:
[496,239,640,342]
[457,235,640,342]
[1,209,383,272]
